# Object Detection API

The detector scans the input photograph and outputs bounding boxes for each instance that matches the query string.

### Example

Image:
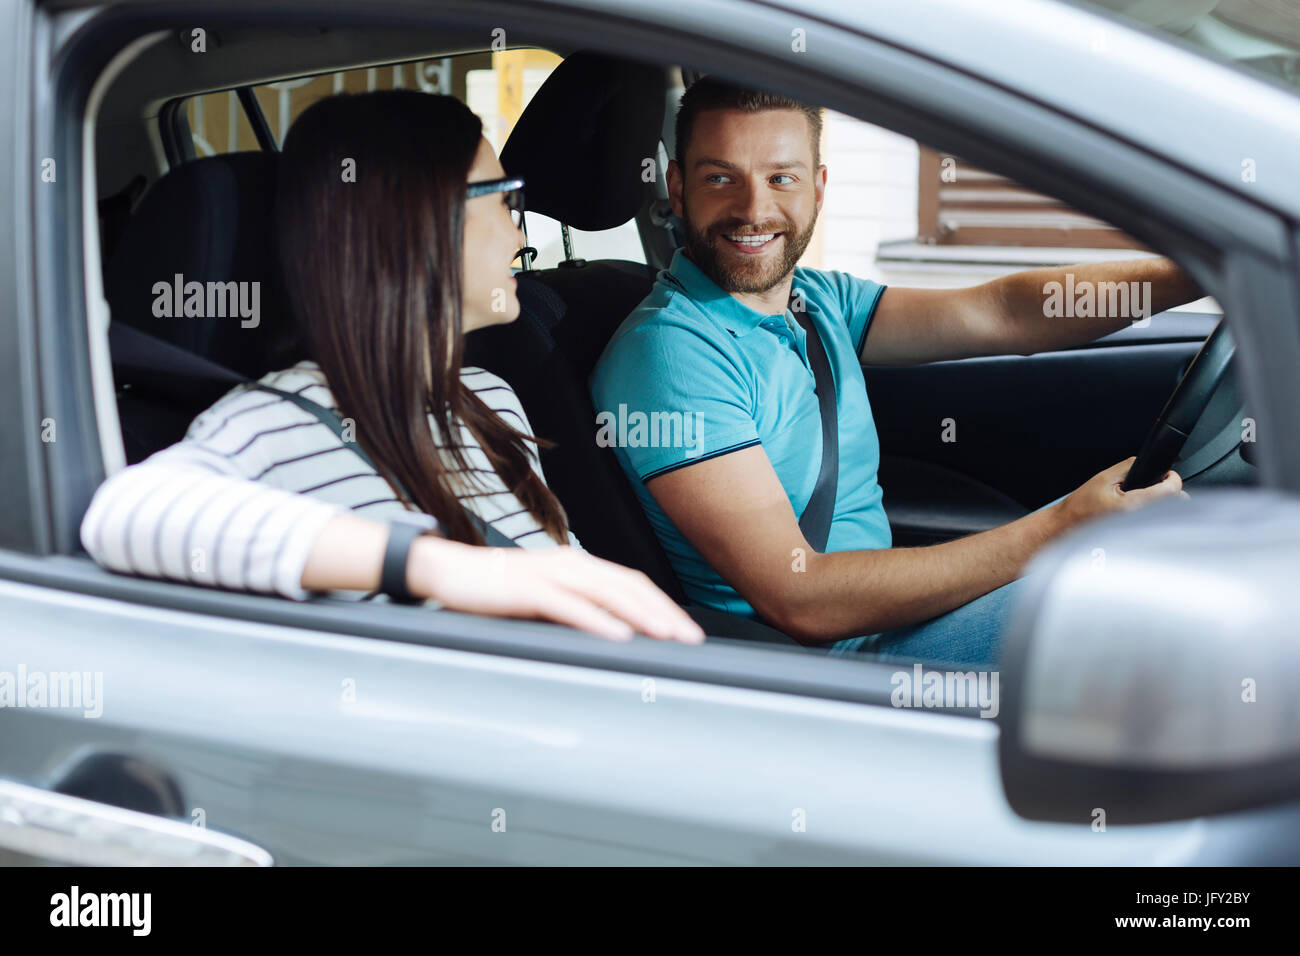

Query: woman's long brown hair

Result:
[274,90,569,545]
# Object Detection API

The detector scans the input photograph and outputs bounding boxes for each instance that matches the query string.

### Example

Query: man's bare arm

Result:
[646,445,1183,644]
[861,257,1202,366]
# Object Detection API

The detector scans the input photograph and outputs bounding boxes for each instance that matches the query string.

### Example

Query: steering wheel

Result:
[1122,318,1235,491]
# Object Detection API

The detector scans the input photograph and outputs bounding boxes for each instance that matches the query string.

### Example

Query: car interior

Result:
[89,25,1257,649]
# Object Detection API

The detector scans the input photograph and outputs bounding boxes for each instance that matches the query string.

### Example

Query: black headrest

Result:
[104,152,303,380]
[500,51,665,232]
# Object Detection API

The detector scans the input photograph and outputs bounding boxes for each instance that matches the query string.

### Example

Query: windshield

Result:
[1073,0,1300,94]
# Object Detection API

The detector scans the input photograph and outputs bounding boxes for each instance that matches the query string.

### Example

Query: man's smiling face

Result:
[669,107,825,297]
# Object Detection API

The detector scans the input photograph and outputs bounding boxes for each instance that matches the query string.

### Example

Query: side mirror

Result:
[998,488,1300,825]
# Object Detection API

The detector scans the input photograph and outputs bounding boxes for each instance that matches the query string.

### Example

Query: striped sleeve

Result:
[82,361,583,601]
[80,456,345,600]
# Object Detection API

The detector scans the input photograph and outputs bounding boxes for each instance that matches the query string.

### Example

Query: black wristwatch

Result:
[380,520,433,604]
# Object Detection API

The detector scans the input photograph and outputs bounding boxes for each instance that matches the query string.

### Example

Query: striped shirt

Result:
[80,360,581,601]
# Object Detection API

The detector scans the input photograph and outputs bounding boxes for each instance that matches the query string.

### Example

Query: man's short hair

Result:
[674,76,824,169]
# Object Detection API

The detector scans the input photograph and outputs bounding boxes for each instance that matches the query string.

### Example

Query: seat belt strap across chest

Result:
[255,382,520,548]
[788,295,839,553]
[109,320,519,548]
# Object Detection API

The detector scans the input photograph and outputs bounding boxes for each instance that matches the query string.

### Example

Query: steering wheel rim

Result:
[1122,317,1235,491]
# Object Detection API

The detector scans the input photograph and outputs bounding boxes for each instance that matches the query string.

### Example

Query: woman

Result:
[81,90,703,645]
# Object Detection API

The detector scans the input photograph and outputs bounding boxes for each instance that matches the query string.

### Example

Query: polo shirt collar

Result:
[664,247,795,338]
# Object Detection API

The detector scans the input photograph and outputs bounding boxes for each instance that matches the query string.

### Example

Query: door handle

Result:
[0,778,273,866]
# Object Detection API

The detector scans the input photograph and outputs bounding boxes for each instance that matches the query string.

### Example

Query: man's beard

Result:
[680,202,818,295]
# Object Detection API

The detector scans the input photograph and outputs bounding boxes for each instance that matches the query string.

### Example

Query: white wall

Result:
[815,111,919,283]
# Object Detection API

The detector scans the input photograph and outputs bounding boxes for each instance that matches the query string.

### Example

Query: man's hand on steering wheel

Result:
[1042,319,1233,533]
[1057,456,1188,532]
[1121,318,1235,491]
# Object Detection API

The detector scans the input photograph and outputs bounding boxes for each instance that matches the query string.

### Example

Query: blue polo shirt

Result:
[590,248,891,618]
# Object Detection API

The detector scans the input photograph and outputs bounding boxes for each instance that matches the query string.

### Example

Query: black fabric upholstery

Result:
[97,174,146,266]
[105,152,304,381]
[499,51,665,231]
[106,153,306,462]
[878,454,1028,546]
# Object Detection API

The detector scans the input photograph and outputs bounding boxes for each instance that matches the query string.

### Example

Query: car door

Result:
[3,0,1300,866]
[870,312,1225,544]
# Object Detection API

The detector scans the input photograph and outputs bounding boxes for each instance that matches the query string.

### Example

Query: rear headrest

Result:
[104,152,304,380]
[500,51,665,232]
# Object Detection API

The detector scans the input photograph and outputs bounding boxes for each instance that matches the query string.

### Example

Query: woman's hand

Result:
[410,537,706,643]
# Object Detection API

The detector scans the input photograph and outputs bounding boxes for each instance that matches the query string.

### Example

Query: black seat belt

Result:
[789,296,839,553]
[109,321,520,548]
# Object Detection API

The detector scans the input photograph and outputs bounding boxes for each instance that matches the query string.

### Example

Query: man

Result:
[590,78,1194,663]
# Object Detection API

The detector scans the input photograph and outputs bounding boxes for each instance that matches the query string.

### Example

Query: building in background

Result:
[183,50,1214,310]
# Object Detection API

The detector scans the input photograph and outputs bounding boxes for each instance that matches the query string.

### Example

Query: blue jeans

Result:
[825,579,1023,667]
[826,494,1066,667]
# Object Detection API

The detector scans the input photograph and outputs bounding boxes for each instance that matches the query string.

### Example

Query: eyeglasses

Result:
[466,176,526,230]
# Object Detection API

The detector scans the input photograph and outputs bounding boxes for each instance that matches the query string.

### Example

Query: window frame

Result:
[0,0,43,554]
[162,86,278,165]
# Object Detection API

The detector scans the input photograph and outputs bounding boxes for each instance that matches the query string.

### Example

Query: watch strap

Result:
[381,521,426,604]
